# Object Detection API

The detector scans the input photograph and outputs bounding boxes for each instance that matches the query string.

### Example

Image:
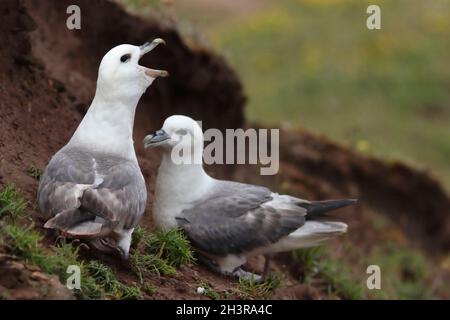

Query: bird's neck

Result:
[156,151,213,201]
[153,152,213,228]
[69,90,140,161]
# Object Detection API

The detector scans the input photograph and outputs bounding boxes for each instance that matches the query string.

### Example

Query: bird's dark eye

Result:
[120,54,131,63]
[176,129,188,136]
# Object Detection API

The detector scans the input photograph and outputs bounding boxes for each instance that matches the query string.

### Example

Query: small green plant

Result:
[0,223,46,265]
[131,225,144,250]
[87,261,142,300]
[143,228,195,268]
[143,283,157,295]
[130,252,176,281]
[27,165,43,181]
[0,184,27,220]
[238,274,282,299]
[130,227,194,281]
[198,282,221,300]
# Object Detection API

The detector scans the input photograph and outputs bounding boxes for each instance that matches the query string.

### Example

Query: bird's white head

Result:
[96,39,168,104]
[143,115,204,155]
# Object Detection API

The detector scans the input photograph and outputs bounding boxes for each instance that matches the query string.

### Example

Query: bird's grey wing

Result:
[80,160,147,229]
[38,148,95,220]
[38,149,146,234]
[177,181,306,255]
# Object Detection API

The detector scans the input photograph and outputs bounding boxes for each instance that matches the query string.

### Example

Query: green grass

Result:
[0,184,27,220]
[27,165,42,181]
[177,0,450,190]
[198,282,221,300]
[131,225,145,250]
[130,251,177,280]
[130,227,195,281]
[238,274,282,299]
[143,282,157,295]
[143,228,195,268]
[87,261,142,299]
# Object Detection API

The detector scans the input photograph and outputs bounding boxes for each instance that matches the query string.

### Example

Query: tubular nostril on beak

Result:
[140,38,166,56]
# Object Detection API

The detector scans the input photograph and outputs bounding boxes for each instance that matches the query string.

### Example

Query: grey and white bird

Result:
[38,39,168,259]
[144,115,357,280]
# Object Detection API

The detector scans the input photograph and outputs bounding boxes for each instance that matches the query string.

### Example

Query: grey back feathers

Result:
[176,180,356,256]
[176,180,354,256]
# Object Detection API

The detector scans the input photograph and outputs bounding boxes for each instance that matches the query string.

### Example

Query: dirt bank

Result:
[0,0,448,299]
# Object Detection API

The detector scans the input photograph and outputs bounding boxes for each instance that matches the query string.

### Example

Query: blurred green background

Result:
[122,0,450,190]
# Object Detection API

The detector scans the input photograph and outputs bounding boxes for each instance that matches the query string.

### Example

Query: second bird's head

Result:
[143,115,204,156]
[96,39,168,102]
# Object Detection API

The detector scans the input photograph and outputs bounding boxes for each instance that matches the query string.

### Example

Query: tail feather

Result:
[299,199,357,219]
[263,221,348,253]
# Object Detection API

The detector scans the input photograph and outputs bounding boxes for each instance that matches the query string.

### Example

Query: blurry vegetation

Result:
[366,242,430,299]
[292,247,363,299]
[165,0,450,190]
[292,237,443,299]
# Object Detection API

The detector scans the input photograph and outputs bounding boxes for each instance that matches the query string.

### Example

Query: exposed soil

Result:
[0,0,449,299]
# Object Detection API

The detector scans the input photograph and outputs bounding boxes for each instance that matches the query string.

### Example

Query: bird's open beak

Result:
[139,38,169,78]
[144,129,170,148]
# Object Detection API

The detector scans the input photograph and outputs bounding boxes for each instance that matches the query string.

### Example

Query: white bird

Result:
[38,39,168,259]
[144,115,356,280]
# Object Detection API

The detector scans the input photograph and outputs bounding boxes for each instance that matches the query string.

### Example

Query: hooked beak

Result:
[143,129,170,148]
[139,38,169,78]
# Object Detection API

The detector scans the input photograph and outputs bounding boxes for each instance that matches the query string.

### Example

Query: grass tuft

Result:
[143,228,195,268]
[130,252,176,281]
[130,227,194,281]
[198,282,221,300]
[131,225,144,250]
[87,261,142,300]
[0,184,27,220]
[27,165,43,181]
[143,283,157,295]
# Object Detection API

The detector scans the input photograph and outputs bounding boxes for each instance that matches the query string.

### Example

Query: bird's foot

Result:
[71,238,90,251]
[232,268,262,282]
[54,235,67,244]
[196,255,263,282]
